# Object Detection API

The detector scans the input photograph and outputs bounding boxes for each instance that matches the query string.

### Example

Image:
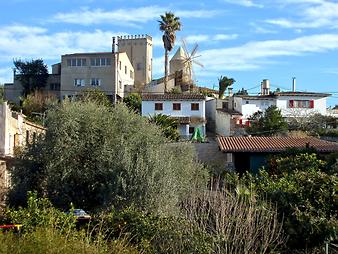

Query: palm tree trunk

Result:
[164,49,168,93]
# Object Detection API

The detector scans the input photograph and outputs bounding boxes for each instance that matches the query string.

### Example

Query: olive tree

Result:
[9,101,208,214]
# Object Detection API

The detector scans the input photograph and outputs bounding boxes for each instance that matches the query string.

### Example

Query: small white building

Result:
[205,97,242,136]
[233,79,330,124]
[142,94,206,138]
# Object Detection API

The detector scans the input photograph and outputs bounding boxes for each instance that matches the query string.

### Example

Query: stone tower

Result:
[116,35,153,87]
[170,46,191,84]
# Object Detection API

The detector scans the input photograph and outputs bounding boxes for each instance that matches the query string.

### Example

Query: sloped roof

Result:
[217,136,337,153]
[170,47,187,61]
[142,94,206,101]
[274,91,331,97]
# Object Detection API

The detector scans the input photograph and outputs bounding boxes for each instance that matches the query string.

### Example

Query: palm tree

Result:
[149,114,180,141]
[218,76,236,99]
[159,12,181,92]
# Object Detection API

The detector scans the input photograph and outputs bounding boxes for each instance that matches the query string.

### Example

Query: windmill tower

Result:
[169,39,203,85]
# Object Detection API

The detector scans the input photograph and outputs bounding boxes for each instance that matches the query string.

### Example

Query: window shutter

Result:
[309,100,314,108]
[239,119,243,125]
[289,100,294,108]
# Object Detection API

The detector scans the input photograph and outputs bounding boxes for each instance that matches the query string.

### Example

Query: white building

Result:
[233,79,330,124]
[206,97,242,136]
[142,94,206,138]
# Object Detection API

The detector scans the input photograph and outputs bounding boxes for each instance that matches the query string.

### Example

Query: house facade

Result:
[60,52,134,102]
[205,97,242,136]
[0,101,45,198]
[233,79,330,124]
[142,94,206,138]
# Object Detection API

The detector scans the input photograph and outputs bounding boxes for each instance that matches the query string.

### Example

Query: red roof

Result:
[217,136,337,153]
[142,94,206,101]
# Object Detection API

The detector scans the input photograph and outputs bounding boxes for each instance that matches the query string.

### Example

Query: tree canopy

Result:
[123,93,141,113]
[14,59,49,96]
[246,105,288,136]
[9,101,207,214]
[218,76,235,99]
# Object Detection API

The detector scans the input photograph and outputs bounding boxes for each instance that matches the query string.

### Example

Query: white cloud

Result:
[223,0,263,8]
[266,0,338,29]
[0,24,125,62]
[198,34,338,72]
[0,67,13,84]
[52,6,220,26]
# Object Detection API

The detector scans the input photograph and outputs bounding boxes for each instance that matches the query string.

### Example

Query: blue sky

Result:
[1,0,338,106]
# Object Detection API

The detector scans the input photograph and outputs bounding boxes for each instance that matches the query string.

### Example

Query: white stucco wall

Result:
[276,96,327,116]
[215,111,231,136]
[142,100,205,119]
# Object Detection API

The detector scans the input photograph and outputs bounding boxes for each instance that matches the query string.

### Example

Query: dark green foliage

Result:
[96,206,212,253]
[14,59,49,96]
[246,105,288,136]
[6,192,77,233]
[76,88,112,107]
[9,101,207,213]
[123,93,141,113]
[148,113,180,141]
[234,87,248,95]
[252,153,337,250]
[218,76,235,99]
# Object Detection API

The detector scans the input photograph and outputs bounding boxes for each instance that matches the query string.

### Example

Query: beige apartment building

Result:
[116,35,153,87]
[60,52,134,102]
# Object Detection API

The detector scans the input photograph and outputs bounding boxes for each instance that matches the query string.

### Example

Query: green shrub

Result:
[6,192,76,233]
[9,102,208,214]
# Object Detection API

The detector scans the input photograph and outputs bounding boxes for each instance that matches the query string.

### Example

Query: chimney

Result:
[228,87,233,97]
[112,37,116,53]
[292,77,296,92]
[261,79,270,95]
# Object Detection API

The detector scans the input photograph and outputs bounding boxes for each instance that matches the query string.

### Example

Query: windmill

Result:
[180,38,204,84]
[169,39,204,86]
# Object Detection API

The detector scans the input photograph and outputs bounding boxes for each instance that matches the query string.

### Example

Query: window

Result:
[246,100,249,104]
[155,103,163,111]
[119,81,122,89]
[67,58,86,67]
[222,102,228,109]
[125,66,127,74]
[173,103,181,111]
[90,58,111,66]
[74,79,85,87]
[189,127,195,134]
[26,130,29,145]
[191,103,199,111]
[50,83,60,90]
[136,63,142,70]
[130,70,133,79]
[289,100,314,108]
[119,61,122,70]
[91,79,101,86]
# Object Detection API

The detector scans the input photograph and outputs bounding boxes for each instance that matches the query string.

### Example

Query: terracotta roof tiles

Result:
[217,136,337,153]
[142,94,206,101]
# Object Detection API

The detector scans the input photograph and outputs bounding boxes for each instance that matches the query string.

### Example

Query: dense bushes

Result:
[9,101,208,214]
[2,190,283,254]
[239,153,338,251]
